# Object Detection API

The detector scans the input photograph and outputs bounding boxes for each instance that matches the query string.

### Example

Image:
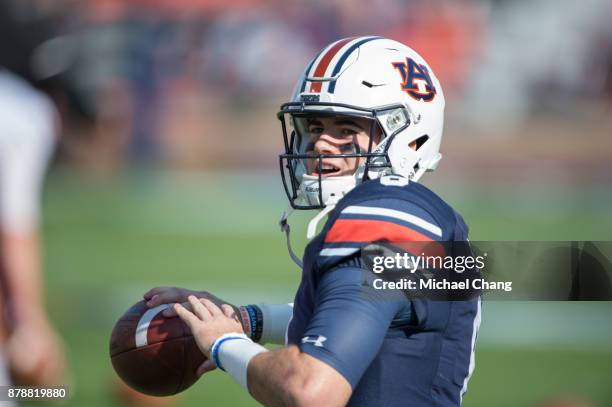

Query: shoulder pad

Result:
[314,179,460,272]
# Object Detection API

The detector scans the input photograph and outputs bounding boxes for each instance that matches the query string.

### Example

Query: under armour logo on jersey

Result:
[392,58,436,102]
[301,335,327,347]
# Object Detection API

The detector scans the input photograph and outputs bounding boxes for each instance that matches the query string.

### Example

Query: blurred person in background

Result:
[0,0,69,390]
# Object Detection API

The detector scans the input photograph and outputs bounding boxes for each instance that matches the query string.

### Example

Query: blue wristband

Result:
[245,305,263,342]
[246,306,257,337]
[210,334,249,371]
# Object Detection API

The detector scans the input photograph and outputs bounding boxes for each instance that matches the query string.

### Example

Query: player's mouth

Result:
[311,162,343,177]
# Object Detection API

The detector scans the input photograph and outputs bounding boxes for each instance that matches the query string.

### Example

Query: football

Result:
[109,301,206,396]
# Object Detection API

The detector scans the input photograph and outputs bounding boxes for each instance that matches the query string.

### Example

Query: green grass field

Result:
[35,169,612,407]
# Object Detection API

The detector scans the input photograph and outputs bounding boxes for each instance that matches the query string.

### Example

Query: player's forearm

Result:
[1,231,46,322]
[175,299,351,406]
[247,346,338,407]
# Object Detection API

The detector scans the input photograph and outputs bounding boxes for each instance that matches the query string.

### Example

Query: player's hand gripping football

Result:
[144,286,249,376]
[144,286,235,316]
[144,286,244,323]
[174,296,244,375]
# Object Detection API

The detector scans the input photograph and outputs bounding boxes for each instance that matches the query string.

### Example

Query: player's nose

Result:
[313,134,342,155]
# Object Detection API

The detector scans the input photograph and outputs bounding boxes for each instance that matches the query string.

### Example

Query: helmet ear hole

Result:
[415,135,429,150]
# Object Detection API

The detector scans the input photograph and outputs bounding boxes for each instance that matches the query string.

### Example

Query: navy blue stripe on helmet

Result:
[327,36,383,94]
[300,57,317,93]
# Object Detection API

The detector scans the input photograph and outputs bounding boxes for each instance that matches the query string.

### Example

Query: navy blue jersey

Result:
[287,177,481,407]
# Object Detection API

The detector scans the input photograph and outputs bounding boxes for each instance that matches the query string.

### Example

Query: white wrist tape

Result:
[259,303,294,345]
[211,333,268,390]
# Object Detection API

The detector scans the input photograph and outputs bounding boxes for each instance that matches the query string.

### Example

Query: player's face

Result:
[304,117,382,177]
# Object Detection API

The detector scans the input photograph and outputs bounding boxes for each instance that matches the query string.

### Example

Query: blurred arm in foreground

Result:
[0,1,71,386]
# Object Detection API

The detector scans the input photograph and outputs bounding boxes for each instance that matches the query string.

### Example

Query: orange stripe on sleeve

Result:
[325,219,433,243]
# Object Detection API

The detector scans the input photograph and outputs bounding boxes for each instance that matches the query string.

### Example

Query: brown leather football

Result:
[109,301,206,396]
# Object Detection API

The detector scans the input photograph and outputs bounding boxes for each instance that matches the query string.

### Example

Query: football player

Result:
[144,36,481,407]
[0,1,73,394]
[0,69,66,388]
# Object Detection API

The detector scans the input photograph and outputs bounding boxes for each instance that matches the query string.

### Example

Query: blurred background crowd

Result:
[2,0,612,176]
[1,0,611,406]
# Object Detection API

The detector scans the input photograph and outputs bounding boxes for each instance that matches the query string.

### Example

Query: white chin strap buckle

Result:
[299,174,356,207]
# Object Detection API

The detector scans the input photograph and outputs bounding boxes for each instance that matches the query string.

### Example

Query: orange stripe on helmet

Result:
[309,38,354,93]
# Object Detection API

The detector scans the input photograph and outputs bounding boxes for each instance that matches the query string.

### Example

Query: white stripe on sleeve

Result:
[319,247,360,257]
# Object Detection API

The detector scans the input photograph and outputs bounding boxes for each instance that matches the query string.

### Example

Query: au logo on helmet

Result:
[392,57,437,102]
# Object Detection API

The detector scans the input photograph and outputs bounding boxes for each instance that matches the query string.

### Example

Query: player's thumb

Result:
[196,360,216,377]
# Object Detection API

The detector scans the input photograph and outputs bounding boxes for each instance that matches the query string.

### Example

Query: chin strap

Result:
[306,203,336,239]
[279,197,339,269]
[279,207,303,269]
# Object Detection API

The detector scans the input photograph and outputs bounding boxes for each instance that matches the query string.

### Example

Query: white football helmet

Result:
[279,36,445,210]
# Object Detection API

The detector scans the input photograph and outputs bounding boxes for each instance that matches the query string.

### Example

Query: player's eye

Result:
[341,128,358,136]
[339,143,358,154]
[308,126,324,134]
[304,141,315,152]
